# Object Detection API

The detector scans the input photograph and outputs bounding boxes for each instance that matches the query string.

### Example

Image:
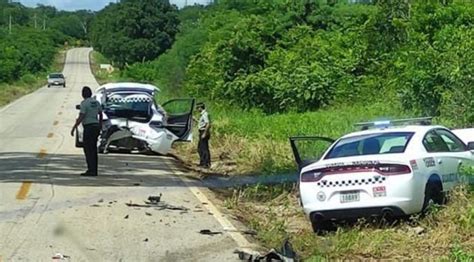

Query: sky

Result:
[18,0,210,11]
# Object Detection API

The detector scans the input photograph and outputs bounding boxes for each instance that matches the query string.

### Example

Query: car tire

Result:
[422,181,443,212]
[47,85,50,88]
[311,219,333,234]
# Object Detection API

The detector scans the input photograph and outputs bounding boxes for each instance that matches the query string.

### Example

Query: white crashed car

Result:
[289,118,474,232]
[76,82,194,155]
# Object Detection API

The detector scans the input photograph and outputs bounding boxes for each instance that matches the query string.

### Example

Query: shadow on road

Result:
[0,152,298,188]
[0,152,189,188]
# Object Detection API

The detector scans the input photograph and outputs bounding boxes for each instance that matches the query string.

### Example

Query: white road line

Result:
[169,165,254,249]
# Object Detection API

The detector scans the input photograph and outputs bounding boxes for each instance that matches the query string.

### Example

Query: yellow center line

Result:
[47,133,54,138]
[16,181,32,200]
[37,149,47,158]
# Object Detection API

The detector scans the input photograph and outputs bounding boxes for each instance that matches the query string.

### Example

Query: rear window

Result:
[49,74,64,78]
[325,132,414,159]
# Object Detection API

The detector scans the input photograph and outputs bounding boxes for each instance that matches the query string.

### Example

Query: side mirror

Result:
[467,142,474,150]
[75,105,80,110]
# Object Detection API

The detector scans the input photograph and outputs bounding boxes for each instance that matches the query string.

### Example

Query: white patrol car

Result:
[289,118,474,232]
[75,82,195,155]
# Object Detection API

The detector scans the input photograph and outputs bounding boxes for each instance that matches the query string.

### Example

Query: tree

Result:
[89,0,180,68]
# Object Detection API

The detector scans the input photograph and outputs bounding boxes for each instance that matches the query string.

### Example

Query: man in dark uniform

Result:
[196,103,211,168]
[71,86,102,176]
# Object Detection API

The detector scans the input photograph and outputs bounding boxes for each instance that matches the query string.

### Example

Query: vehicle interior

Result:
[103,93,153,123]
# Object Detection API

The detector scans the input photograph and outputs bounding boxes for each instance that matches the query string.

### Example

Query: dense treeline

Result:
[0,0,93,82]
[89,0,179,68]
[98,0,473,125]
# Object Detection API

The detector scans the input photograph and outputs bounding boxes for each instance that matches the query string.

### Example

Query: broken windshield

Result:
[104,94,152,121]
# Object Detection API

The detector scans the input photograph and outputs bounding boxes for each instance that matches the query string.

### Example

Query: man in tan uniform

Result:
[71,86,103,176]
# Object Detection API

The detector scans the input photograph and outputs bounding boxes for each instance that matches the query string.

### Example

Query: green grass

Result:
[227,184,474,260]
[89,51,129,85]
[0,49,66,107]
[173,100,411,175]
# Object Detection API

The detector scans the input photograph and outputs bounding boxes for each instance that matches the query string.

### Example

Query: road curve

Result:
[0,48,242,261]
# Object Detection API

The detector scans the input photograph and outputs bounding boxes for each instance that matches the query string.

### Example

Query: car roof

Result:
[97,82,160,93]
[339,125,445,139]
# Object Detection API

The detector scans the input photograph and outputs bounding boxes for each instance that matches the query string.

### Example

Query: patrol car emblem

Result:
[317,191,326,201]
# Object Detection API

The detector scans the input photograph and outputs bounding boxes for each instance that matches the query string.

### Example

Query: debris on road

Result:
[145,212,152,216]
[235,239,298,262]
[144,238,149,242]
[126,199,189,213]
[90,204,101,207]
[225,229,257,236]
[199,229,222,236]
[148,194,162,203]
[98,199,104,203]
[52,253,70,260]
[126,203,151,208]
[124,215,129,219]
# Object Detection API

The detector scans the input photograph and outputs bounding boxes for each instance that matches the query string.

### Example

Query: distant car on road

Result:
[290,118,474,232]
[75,82,195,155]
[47,73,66,88]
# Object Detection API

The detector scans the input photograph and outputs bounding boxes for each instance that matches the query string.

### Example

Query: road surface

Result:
[0,48,247,261]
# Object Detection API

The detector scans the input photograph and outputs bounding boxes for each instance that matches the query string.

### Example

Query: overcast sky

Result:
[18,0,210,11]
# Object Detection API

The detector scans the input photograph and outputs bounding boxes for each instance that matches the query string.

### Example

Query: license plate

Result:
[340,191,360,203]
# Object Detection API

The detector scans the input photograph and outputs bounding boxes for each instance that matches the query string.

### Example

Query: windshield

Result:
[325,132,414,159]
[49,73,64,78]
[104,94,152,121]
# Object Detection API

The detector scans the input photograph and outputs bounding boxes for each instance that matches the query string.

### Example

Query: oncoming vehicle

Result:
[289,118,474,232]
[75,82,194,155]
[47,73,66,88]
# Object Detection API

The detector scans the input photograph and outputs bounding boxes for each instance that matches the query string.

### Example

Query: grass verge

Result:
[89,51,129,85]
[172,101,410,176]
[0,49,66,107]
[218,184,474,260]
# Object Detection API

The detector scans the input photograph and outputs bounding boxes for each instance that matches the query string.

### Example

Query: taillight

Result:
[376,164,411,176]
[301,171,323,182]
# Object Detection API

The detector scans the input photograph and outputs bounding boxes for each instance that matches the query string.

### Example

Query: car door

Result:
[289,136,335,171]
[435,129,473,186]
[161,98,195,142]
[423,130,462,191]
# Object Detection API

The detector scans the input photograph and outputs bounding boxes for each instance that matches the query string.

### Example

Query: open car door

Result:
[162,98,195,141]
[289,136,335,171]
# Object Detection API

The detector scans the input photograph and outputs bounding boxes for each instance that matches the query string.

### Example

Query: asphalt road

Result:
[0,48,245,261]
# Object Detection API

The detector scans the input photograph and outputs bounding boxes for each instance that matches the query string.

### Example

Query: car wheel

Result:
[47,85,50,88]
[422,182,443,212]
[311,219,333,234]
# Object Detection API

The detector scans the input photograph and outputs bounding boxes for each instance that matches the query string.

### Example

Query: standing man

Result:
[197,102,211,168]
[71,86,102,176]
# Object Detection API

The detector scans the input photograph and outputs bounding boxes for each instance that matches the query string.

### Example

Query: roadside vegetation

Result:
[89,0,474,259]
[0,0,93,107]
